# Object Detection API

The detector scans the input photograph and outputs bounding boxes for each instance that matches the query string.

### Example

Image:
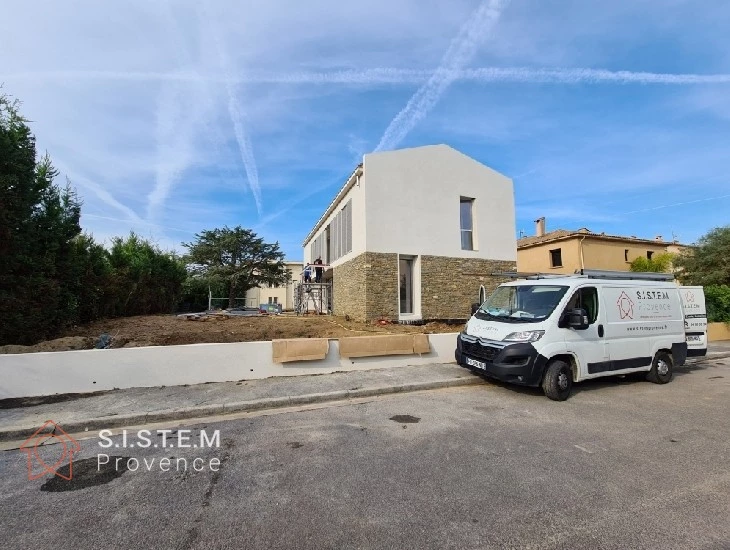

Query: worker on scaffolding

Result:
[314,256,324,283]
[303,263,313,283]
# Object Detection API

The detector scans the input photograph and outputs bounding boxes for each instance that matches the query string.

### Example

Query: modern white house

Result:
[302,144,517,322]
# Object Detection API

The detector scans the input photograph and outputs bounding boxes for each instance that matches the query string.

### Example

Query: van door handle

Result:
[598,324,604,338]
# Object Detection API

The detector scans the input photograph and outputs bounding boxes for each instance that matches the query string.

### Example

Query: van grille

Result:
[461,340,499,361]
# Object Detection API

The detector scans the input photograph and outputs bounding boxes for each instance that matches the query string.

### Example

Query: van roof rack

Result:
[491,271,566,280]
[491,270,675,282]
[574,269,675,281]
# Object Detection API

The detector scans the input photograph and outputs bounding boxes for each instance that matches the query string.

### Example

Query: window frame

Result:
[549,248,563,268]
[460,197,475,251]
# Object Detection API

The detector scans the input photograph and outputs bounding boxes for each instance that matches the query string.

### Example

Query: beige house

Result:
[517,217,686,274]
[244,261,302,310]
[302,144,517,322]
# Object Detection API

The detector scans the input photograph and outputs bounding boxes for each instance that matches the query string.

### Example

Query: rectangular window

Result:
[647,251,654,260]
[625,249,629,262]
[344,200,352,254]
[399,258,414,314]
[550,248,563,268]
[460,197,474,250]
[318,200,353,264]
[268,297,273,304]
[273,297,278,304]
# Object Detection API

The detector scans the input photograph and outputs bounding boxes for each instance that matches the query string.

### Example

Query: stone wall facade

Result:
[334,252,514,322]
[333,252,398,322]
[363,252,398,321]
[420,256,515,321]
[332,253,367,321]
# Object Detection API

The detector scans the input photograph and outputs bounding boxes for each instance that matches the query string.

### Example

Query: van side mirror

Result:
[564,308,589,330]
[471,303,480,315]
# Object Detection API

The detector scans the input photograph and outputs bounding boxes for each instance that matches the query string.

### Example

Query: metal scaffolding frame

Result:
[294,282,333,315]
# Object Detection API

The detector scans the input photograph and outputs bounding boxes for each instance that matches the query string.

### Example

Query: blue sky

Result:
[2,0,729,259]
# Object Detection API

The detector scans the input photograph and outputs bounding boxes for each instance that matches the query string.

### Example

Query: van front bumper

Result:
[455,333,548,387]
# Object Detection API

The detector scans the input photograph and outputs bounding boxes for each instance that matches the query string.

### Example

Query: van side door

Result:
[560,285,609,378]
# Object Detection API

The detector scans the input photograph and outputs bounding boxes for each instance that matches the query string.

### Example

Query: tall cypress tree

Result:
[0,94,82,344]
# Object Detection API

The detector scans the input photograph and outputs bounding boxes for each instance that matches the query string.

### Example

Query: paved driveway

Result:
[1,356,729,549]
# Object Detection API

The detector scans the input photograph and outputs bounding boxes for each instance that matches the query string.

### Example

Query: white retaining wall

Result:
[0,334,459,399]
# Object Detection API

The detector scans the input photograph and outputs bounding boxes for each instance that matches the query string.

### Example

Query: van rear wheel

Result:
[647,351,673,384]
[542,360,573,401]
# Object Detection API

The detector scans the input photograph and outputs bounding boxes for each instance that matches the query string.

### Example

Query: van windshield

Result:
[476,285,569,323]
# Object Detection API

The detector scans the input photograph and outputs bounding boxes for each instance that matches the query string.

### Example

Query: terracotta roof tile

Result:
[517,229,684,249]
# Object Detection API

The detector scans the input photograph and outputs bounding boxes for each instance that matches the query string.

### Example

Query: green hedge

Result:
[705,285,730,323]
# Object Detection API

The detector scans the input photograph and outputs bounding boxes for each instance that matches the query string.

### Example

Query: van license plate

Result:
[465,357,486,370]
[686,335,701,342]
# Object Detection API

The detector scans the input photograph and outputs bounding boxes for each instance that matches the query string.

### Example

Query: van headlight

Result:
[503,330,545,343]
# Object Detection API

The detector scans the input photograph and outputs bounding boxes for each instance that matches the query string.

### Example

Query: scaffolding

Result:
[294,282,333,315]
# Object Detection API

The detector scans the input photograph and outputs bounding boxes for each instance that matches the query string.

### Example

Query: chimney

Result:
[535,217,546,237]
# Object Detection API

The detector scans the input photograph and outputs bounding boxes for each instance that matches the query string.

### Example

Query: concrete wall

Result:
[363,145,516,261]
[518,237,679,274]
[708,322,730,342]
[0,334,460,399]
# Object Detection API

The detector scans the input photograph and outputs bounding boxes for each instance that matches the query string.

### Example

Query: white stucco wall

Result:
[0,334,459,399]
[302,176,366,268]
[363,145,516,260]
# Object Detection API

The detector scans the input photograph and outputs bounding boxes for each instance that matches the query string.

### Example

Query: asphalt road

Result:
[1,357,729,550]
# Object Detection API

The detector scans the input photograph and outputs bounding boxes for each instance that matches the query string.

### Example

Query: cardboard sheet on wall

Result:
[339,334,431,358]
[272,338,329,363]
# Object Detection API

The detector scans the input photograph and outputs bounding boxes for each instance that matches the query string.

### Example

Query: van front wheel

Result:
[647,351,673,384]
[542,360,573,401]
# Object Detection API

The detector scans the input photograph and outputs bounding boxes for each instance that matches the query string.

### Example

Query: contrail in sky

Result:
[202,2,263,215]
[6,67,730,86]
[375,0,511,152]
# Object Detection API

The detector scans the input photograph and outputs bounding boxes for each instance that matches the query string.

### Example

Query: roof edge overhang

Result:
[302,163,363,247]
[517,233,687,250]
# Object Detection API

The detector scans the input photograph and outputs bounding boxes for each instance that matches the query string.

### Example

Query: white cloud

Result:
[374,0,510,152]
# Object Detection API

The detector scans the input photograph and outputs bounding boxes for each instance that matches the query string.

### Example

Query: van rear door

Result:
[680,286,707,357]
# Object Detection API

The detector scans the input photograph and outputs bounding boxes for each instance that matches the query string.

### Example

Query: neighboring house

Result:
[517,217,686,274]
[302,144,516,322]
[244,261,302,310]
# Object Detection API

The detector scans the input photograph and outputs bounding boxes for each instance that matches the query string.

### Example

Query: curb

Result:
[0,374,483,443]
[687,352,730,364]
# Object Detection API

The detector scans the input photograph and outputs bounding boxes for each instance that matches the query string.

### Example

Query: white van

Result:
[456,270,705,401]
[679,285,708,358]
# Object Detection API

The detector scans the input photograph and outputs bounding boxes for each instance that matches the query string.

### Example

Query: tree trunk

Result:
[228,281,236,309]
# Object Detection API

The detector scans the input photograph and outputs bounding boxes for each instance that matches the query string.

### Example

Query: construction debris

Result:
[176,307,275,322]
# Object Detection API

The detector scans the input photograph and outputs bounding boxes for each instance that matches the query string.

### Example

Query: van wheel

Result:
[542,360,573,401]
[647,351,673,384]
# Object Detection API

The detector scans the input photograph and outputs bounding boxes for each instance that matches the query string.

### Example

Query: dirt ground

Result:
[0,314,463,354]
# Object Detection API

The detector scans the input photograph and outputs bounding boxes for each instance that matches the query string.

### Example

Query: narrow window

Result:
[268,297,273,304]
[399,258,414,314]
[647,251,654,260]
[624,249,629,262]
[460,197,474,250]
[344,200,352,254]
[550,248,563,268]
[273,297,278,304]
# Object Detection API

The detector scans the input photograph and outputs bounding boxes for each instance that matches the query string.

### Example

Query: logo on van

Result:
[617,292,634,320]
[685,290,695,303]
